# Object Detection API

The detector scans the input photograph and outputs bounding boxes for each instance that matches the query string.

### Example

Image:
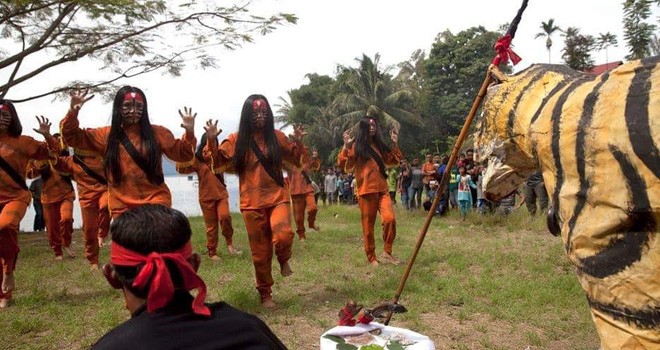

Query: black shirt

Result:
[92,292,287,350]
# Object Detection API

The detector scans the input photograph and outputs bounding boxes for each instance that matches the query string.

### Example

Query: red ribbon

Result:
[337,307,357,326]
[110,241,210,316]
[492,34,522,66]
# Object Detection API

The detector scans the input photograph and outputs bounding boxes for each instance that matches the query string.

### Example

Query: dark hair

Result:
[233,94,281,175]
[354,117,391,160]
[111,205,192,298]
[40,148,73,192]
[104,86,162,185]
[0,99,22,136]
[195,132,216,163]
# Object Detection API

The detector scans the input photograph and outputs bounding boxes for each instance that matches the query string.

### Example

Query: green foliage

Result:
[623,0,657,60]
[0,0,297,101]
[561,27,595,71]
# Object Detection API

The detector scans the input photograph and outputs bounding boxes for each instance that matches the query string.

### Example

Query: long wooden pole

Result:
[384,66,494,325]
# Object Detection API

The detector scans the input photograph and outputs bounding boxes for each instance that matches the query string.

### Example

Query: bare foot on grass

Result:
[227,245,242,255]
[54,255,63,261]
[370,260,380,267]
[90,264,99,271]
[0,298,9,309]
[280,262,293,277]
[209,254,221,262]
[381,253,401,265]
[1,273,14,293]
[98,237,106,248]
[261,298,277,309]
[63,246,76,258]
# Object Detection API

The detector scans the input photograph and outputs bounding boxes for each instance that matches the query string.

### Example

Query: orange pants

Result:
[291,192,318,239]
[43,199,74,257]
[0,200,27,300]
[241,203,294,301]
[79,192,109,264]
[200,198,234,256]
[357,192,396,262]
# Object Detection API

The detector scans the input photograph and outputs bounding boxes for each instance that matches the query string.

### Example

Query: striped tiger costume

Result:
[475,57,659,349]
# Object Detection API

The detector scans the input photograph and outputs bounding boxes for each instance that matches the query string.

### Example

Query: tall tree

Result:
[424,26,509,153]
[534,18,561,63]
[596,32,619,64]
[332,53,420,133]
[622,0,656,60]
[562,27,595,71]
[0,0,296,101]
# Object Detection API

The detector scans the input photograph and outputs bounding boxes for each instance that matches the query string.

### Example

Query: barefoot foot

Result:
[310,224,320,232]
[1,273,14,293]
[98,237,106,248]
[370,260,380,267]
[0,298,9,308]
[209,254,221,262]
[261,298,277,309]
[280,262,293,277]
[227,245,242,255]
[54,255,63,261]
[63,246,76,258]
[90,264,99,271]
[381,253,401,265]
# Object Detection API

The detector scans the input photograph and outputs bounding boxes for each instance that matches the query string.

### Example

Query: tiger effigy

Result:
[474,57,659,349]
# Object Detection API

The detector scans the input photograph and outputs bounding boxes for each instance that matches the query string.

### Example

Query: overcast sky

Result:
[4,0,651,141]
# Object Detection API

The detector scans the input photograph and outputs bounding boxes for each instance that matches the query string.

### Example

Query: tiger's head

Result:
[475,65,573,201]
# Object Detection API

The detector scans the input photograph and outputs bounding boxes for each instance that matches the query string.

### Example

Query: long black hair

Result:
[354,116,391,160]
[40,146,74,190]
[111,205,192,298]
[0,99,22,137]
[234,94,281,175]
[104,86,162,185]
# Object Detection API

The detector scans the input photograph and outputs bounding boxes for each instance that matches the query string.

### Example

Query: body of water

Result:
[20,175,240,232]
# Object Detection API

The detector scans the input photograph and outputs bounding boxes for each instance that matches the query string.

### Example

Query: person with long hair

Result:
[47,142,110,269]
[287,147,320,241]
[60,87,196,218]
[0,104,59,308]
[27,134,76,261]
[203,94,305,309]
[176,133,239,261]
[338,116,402,266]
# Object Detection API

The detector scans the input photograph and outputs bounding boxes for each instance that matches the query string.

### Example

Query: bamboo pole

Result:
[384,65,495,325]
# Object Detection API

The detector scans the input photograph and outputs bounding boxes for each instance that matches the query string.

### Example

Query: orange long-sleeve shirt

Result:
[337,143,402,196]
[176,157,228,202]
[0,134,59,205]
[51,154,107,201]
[204,130,303,210]
[61,109,195,214]
[26,160,75,205]
[288,150,320,196]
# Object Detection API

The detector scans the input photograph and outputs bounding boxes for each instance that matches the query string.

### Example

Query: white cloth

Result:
[320,322,435,349]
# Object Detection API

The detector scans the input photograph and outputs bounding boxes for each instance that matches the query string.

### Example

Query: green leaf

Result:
[386,340,405,350]
[336,343,358,350]
[323,334,346,344]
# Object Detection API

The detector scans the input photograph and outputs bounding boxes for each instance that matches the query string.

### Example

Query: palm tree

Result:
[273,94,294,130]
[535,18,561,63]
[596,32,618,68]
[332,53,421,133]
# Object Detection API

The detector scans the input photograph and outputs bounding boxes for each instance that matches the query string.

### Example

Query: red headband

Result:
[252,99,267,111]
[110,240,210,316]
[0,104,10,112]
[123,92,144,103]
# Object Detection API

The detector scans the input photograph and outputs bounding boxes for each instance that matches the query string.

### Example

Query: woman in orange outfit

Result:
[203,94,305,309]
[60,87,196,219]
[48,145,109,269]
[288,147,320,240]
[338,116,402,266]
[0,105,59,308]
[177,133,240,261]
[27,137,76,261]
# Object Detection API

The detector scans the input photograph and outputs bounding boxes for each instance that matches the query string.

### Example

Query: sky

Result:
[3,0,650,142]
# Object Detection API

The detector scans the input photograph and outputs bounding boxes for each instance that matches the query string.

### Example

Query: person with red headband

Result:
[60,86,196,219]
[203,94,306,309]
[338,116,403,266]
[176,132,240,261]
[94,204,286,349]
[287,147,321,241]
[26,133,77,261]
[0,102,59,308]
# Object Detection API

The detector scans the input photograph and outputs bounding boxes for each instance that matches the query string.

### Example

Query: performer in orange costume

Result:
[177,133,240,261]
[288,147,320,241]
[203,94,305,309]
[0,105,59,308]
[60,87,196,219]
[49,145,109,269]
[338,117,402,266]
[27,136,76,261]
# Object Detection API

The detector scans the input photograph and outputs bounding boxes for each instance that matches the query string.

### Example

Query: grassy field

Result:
[0,204,599,350]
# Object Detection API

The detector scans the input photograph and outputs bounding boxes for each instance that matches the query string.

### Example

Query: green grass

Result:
[0,205,599,349]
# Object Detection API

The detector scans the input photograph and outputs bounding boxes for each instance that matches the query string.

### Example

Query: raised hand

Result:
[178,106,196,134]
[69,87,94,111]
[389,128,398,144]
[291,124,307,142]
[343,129,355,148]
[32,115,52,137]
[203,119,222,140]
